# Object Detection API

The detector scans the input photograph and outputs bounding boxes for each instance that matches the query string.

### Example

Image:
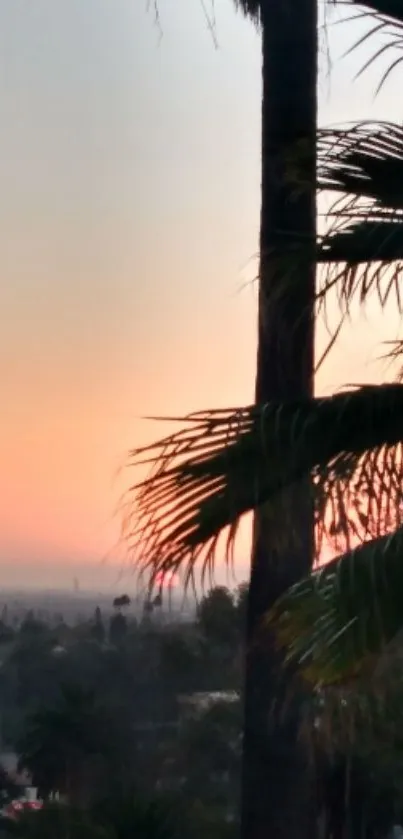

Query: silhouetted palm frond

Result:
[122,385,403,588]
[337,0,403,90]
[382,339,403,379]
[317,122,403,315]
[358,0,403,19]
[318,122,403,204]
[232,0,260,23]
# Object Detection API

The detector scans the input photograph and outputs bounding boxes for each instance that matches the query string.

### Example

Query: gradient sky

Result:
[0,0,401,590]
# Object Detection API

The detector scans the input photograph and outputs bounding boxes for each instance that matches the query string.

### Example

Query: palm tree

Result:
[113,594,131,610]
[235,3,317,835]
[125,0,403,835]
[188,0,316,831]
[126,107,403,838]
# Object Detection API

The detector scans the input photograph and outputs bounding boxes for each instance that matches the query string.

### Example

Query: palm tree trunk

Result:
[241,1,317,837]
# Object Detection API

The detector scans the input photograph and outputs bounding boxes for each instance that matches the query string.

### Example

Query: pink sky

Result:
[0,0,400,589]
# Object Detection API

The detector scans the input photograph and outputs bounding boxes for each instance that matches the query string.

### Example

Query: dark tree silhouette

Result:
[109,613,127,646]
[197,588,236,647]
[16,686,107,806]
[92,607,105,645]
[112,595,131,611]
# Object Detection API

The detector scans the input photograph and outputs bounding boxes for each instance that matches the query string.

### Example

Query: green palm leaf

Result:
[269,525,403,687]
[123,384,403,587]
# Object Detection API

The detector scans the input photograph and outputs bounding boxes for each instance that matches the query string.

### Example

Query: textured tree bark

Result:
[240,0,317,837]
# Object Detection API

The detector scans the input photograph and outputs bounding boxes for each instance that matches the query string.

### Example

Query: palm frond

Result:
[122,384,403,588]
[337,1,403,90]
[308,642,403,753]
[316,436,403,559]
[317,122,403,315]
[270,524,403,687]
[382,339,403,380]
[349,0,403,24]
[318,122,403,204]
[232,0,260,23]
[361,0,403,19]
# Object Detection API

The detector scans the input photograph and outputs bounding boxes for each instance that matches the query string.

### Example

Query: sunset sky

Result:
[0,0,401,590]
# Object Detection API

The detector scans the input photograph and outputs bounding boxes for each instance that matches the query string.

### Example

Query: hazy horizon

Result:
[0,554,248,593]
[0,559,133,593]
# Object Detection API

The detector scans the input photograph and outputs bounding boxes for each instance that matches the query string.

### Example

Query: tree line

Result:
[0,586,246,838]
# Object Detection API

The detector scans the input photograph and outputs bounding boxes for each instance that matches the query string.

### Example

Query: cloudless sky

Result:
[0,0,401,590]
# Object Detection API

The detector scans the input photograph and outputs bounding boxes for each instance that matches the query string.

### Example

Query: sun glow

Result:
[154,570,179,589]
